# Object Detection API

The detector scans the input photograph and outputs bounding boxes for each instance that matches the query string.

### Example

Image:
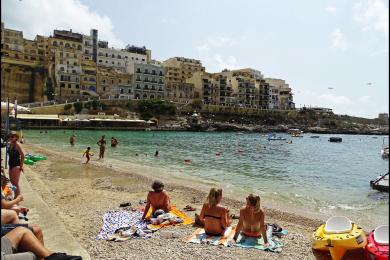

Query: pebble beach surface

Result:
[21,143,366,260]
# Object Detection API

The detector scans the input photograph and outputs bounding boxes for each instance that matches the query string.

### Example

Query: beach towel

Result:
[96,210,147,240]
[146,205,194,229]
[183,226,236,246]
[235,234,284,252]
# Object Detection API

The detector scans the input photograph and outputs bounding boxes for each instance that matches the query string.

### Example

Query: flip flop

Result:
[119,202,131,207]
[183,205,196,211]
[230,214,239,219]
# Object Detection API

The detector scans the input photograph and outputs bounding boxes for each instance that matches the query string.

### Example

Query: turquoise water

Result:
[24,130,388,229]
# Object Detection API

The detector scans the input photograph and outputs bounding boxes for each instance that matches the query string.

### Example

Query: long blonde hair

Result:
[246,194,261,213]
[206,188,222,207]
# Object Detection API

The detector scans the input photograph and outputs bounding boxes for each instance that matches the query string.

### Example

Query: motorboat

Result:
[370,173,389,192]
[288,128,303,137]
[312,216,367,260]
[267,134,286,141]
[329,137,342,142]
[310,136,320,138]
[365,225,388,260]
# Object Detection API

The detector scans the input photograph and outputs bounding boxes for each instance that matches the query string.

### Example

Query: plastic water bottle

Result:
[266,225,273,240]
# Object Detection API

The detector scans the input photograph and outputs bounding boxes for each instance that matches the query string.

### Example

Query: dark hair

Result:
[87,147,91,149]
[151,180,164,192]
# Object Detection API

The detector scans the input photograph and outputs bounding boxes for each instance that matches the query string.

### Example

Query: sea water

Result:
[24,130,389,229]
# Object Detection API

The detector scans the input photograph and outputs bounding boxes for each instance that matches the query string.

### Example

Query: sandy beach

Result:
[16,143,367,260]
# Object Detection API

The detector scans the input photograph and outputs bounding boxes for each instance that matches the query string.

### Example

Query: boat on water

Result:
[267,133,286,141]
[370,173,389,192]
[329,137,342,142]
[310,136,320,138]
[365,225,388,260]
[288,128,303,137]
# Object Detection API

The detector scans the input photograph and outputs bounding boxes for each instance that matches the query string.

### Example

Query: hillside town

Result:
[1,22,295,111]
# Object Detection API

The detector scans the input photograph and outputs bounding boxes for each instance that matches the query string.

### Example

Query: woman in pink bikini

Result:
[233,194,269,246]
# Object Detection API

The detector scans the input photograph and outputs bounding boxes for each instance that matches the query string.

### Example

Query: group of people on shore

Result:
[142,180,269,246]
[1,131,82,260]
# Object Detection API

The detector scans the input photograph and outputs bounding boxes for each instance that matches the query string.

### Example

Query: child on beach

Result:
[232,194,269,246]
[141,181,171,220]
[82,147,93,164]
[195,188,232,235]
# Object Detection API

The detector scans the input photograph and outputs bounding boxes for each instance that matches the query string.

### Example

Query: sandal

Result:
[183,205,196,211]
[230,214,239,219]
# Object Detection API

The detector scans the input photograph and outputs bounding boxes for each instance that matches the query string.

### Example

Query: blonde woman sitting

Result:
[195,188,232,235]
[233,194,269,246]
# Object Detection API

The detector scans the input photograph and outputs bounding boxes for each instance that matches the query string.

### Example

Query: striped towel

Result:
[183,226,236,246]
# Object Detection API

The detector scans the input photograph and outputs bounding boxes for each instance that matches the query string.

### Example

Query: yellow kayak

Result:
[312,216,367,260]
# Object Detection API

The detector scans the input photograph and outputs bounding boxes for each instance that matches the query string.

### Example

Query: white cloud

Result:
[325,5,337,14]
[353,0,389,37]
[1,0,124,48]
[331,28,348,50]
[195,36,241,72]
[317,93,353,105]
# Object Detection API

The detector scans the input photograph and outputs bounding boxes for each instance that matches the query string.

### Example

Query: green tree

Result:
[64,104,72,114]
[73,102,83,113]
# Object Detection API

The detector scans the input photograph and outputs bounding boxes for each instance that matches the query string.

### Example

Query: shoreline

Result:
[19,142,367,259]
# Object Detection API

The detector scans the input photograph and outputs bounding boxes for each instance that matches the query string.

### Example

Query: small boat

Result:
[267,135,286,141]
[329,137,342,142]
[310,136,320,138]
[370,173,389,192]
[365,225,388,260]
[312,216,367,260]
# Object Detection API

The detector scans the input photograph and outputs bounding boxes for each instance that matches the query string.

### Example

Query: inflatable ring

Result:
[24,158,35,165]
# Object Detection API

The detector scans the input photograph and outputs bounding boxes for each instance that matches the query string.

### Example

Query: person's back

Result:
[201,203,229,235]
[147,190,170,213]
[197,188,231,235]
[141,181,171,220]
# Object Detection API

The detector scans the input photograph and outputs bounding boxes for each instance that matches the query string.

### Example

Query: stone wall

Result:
[1,61,45,103]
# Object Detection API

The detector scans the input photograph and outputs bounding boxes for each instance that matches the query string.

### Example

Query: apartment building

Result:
[264,78,294,110]
[163,57,205,103]
[133,63,165,100]
[97,66,132,98]
[97,43,150,73]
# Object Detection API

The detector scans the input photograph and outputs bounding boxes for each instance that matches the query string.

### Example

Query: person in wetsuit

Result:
[233,194,269,246]
[195,188,232,235]
[7,131,25,197]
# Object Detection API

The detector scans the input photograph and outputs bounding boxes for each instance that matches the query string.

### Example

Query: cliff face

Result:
[1,62,45,103]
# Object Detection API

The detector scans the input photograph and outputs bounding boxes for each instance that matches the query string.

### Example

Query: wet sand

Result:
[21,143,366,260]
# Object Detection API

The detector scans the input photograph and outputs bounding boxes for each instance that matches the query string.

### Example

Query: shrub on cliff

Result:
[137,100,176,116]
[73,102,83,113]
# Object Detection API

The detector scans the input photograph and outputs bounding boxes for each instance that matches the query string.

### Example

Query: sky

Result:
[2,0,389,118]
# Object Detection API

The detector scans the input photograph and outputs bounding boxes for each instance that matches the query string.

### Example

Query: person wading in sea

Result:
[97,135,106,160]
[69,134,76,146]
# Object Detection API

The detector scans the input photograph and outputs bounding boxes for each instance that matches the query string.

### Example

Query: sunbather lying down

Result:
[141,181,171,220]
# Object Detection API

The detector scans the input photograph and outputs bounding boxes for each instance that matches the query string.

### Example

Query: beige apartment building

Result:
[264,78,294,110]
[187,68,270,108]
[163,57,205,103]
[97,66,132,98]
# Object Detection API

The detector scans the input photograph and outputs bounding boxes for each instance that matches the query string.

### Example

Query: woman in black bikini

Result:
[7,131,25,197]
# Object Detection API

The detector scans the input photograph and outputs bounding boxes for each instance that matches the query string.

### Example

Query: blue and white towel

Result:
[96,210,147,240]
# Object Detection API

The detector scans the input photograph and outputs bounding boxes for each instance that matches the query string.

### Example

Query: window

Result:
[76,84,79,89]
[68,84,71,88]
[111,54,115,58]
[60,67,65,72]
[99,60,102,63]
[103,87,106,91]
[60,83,65,88]
[118,55,121,59]
[142,58,145,61]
